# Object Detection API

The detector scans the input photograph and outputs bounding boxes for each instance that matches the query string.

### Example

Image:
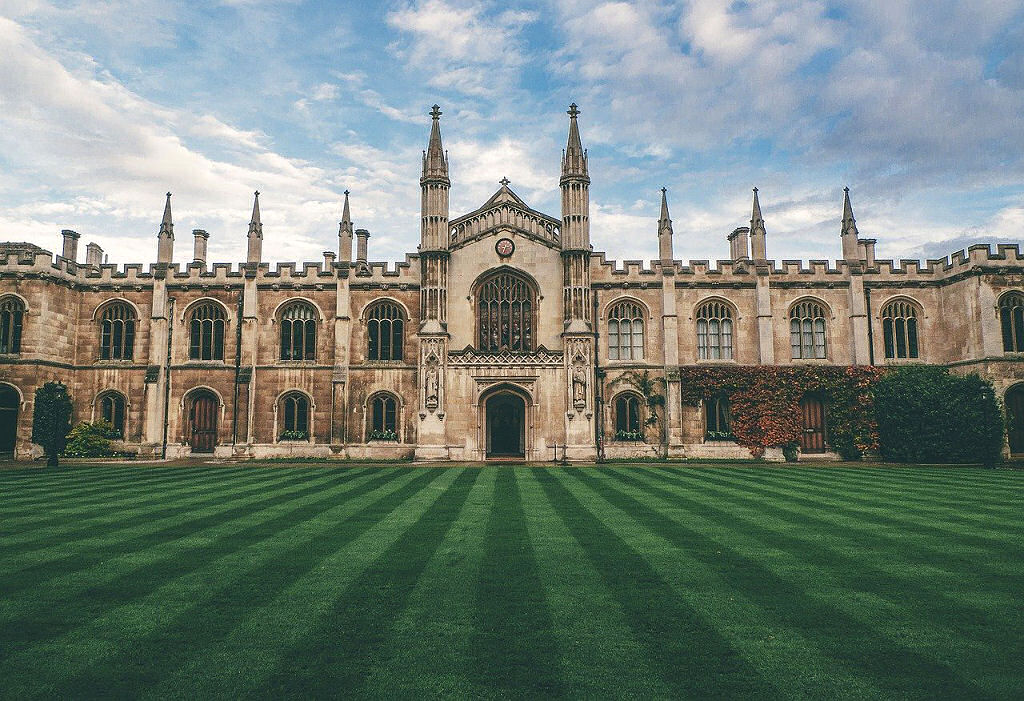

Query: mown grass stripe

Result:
[0,468,431,698]
[775,466,1019,505]
[536,468,782,699]
[0,468,379,636]
[0,467,342,593]
[0,466,218,509]
[515,468,679,698]
[580,468,998,699]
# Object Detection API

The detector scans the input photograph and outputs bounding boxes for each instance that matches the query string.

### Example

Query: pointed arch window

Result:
[98,391,126,438]
[696,300,733,360]
[790,300,827,359]
[367,302,404,361]
[189,302,226,361]
[614,393,643,441]
[477,271,535,352]
[99,302,136,360]
[280,301,317,361]
[279,392,310,440]
[608,301,644,360]
[369,393,398,441]
[705,395,732,441]
[0,297,24,354]
[1000,292,1024,352]
[881,299,920,359]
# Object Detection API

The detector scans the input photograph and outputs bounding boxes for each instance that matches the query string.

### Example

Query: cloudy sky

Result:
[1,0,1023,267]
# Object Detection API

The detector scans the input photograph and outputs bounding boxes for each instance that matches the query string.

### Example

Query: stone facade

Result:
[3,105,1024,462]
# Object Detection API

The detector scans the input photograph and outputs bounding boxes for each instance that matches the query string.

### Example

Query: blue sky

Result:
[1,0,1023,267]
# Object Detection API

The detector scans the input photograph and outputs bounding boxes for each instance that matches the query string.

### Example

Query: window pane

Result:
[101,320,112,360]
[698,319,708,360]
[802,319,813,358]
[895,318,907,358]
[813,319,826,358]
[721,319,733,360]
[883,318,895,358]
[632,321,644,359]
[280,320,291,360]
[124,321,135,360]
[907,318,919,358]
[1015,307,1024,352]
[190,319,201,359]
[305,321,316,360]
[790,319,801,358]
[608,320,619,360]
[214,320,225,360]
[380,320,392,359]
[393,319,403,360]
[368,320,379,360]
[709,319,720,359]
[1003,308,1015,351]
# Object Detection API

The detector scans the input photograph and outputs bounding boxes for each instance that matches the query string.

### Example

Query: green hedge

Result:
[873,366,1003,466]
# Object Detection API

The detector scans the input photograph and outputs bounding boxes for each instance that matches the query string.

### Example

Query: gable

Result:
[449,183,561,251]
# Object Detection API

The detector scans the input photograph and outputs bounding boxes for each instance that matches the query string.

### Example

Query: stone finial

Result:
[658,187,674,263]
[841,186,861,261]
[422,105,449,181]
[750,187,767,261]
[157,192,174,263]
[338,189,353,264]
[562,102,588,178]
[247,190,263,264]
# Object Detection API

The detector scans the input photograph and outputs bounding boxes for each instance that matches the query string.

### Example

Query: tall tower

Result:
[247,191,263,264]
[157,192,174,264]
[416,105,451,458]
[560,103,596,459]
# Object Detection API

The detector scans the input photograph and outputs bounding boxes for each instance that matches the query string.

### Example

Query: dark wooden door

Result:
[0,385,18,456]
[1006,386,1024,454]
[190,394,218,453]
[487,395,524,457]
[800,396,826,454]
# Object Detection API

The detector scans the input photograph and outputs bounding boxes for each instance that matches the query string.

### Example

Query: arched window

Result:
[881,299,920,359]
[188,302,226,361]
[614,393,643,441]
[477,271,535,352]
[98,392,126,438]
[696,300,733,360]
[1000,292,1024,352]
[367,302,404,361]
[790,300,827,359]
[608,301,644,360]
[705,395,732,441]
[99,302,136,360]
[369,393,398,441]
[279,392,310,440]
[280,301,317,361]
[0,297,25,354]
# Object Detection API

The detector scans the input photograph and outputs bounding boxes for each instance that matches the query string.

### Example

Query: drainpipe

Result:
[161,298,175,460]
[232,291,243,447]
[593,287,604,462]
[864,287,875,365]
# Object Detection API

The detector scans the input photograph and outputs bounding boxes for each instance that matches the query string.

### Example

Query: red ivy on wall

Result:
[677,366,884,458]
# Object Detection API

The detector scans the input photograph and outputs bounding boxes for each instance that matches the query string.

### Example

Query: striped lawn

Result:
[0,465,1021,699]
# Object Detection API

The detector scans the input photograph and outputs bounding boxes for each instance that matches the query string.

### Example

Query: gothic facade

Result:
[3,104,1024,462]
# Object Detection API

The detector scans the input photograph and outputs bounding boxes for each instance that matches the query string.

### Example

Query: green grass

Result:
[0,465,1021,699]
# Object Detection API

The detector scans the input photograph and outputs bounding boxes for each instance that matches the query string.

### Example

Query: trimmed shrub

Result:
[31,381,73,467]
[63,420,119,458]
[873,366,1003,466]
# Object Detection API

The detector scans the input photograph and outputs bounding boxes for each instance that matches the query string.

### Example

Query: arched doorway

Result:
[1006,385,1024,454]
[0,384,19,457]
[486,392,526,458]
[800,394,827,454]
[188,391,219,453]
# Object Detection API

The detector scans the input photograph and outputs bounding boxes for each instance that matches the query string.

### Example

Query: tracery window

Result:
[279,301,317,361]
[614,393,643,441]
[188,302,226,361]
[367,302,404,361]
[477,271,534,352]
[99,302,136,360]
[696,300,733,360]
[790,300,827,359]
[0,297,24,354]
[1000,292,1024,352]
[98,391,126,438]
[608,300,644,360]
[279,392,310,440]
[705,395,732,441]
[369,393,398,441]
[881,299,920,359]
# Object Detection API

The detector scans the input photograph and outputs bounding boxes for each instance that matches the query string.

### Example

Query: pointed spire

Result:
[246,190,263,264]
[338,189,353,264]
[561,102,588,179]
[658,187,674,263]
[750,187,767,260]
[841,186,861,261]
[842,186,856,232]
[157,191,174,263]
[421,104,449,182]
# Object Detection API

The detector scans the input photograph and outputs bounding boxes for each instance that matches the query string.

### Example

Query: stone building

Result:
[3,104,1024,462]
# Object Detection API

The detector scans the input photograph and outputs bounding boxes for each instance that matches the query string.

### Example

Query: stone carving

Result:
[448,346,562,367]
[425,358,439,411]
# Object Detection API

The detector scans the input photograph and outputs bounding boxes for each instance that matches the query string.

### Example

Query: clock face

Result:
[496,237,515,257]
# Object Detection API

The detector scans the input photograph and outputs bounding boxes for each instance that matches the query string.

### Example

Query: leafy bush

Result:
[873,366,1003,467]
[31,381,73,467]
[369,429,399,441]
[614,430,645,442]
[278,430,308,441]
[63,420,119,458]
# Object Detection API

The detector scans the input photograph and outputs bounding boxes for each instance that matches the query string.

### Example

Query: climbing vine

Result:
[678,366,883,458]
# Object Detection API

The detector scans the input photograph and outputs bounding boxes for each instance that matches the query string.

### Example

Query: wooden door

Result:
[800,396,826,454]
[1006,386,1024,454]
[190,394,218,453]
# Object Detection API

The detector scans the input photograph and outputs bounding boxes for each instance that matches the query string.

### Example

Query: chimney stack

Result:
[323,250,336,269]
[192,229,209,266]
[86,242,103,268]
[61,229,80,262]
[728,227,750,261]
[356,228,369,263]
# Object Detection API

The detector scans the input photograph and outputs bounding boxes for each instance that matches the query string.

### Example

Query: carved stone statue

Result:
[425,363,439,410]
[572,363,587,406]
